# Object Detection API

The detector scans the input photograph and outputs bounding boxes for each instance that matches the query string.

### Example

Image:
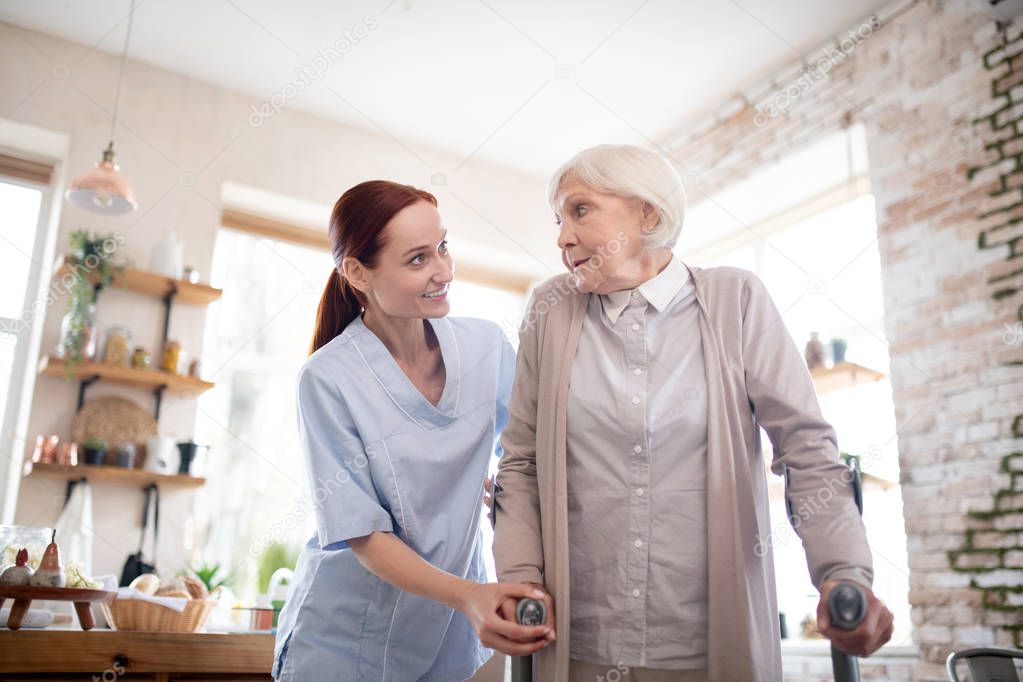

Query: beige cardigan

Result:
[493,264,873,682]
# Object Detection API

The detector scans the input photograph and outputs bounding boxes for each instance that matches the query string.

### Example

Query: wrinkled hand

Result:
[817,580,894,657]
[458,582,553,656]
[483,476,493,509]
[498,581,556,644]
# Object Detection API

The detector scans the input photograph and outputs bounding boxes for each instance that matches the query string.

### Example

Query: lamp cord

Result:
[109,0,136,145]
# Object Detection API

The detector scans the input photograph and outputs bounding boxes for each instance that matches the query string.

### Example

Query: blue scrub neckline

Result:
[346,315,461,428]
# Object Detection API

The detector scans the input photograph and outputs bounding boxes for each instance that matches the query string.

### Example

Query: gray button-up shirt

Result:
[565,254,708,670]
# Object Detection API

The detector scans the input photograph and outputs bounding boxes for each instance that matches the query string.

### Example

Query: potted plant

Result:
[185,561,230,594]
[81,438,107,466]
[55,230,123,370]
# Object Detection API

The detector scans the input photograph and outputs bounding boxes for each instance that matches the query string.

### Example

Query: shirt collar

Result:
[599,254,690,325]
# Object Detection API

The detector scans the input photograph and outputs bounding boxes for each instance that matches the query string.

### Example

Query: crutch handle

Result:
[828,582,866,682]
[510,598,547,682]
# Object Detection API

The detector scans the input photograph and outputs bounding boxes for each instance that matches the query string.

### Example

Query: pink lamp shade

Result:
[65,142,137,214]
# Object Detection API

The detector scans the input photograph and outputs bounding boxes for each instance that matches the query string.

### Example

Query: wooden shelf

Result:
[55,255,222,306]
[39,355,214,397]
[810,361,886,395]
[23,462,205,489]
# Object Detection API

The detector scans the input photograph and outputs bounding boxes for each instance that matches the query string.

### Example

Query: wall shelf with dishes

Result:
[39,254,222,420]
[29,241,221,495]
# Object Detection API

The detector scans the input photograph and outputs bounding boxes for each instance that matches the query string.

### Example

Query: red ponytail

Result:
[309,180,437,354]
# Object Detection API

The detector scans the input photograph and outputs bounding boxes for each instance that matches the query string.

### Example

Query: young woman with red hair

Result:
[273,181,552,681]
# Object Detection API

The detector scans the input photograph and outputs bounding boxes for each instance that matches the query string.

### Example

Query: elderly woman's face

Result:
[554,174,656,294]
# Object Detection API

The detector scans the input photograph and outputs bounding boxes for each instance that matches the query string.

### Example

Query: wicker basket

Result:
[101,597,217,632]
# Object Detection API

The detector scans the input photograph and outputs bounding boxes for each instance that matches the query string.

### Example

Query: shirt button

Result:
[633,444,642,454]
[632,588,641,598]
[631,322,641,331]
[636,487,644,496]
[631,396,641,405]
[633,367,642,376]
[634,539,643,548]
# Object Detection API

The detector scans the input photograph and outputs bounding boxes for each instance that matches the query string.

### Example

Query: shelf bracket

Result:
[76,375,101,411]
[153,384,167,420]
[63,476,87,508]
[160,286,177,346]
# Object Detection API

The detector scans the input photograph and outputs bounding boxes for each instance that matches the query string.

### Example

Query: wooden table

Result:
[0,585,115,630]
[0,629,275,681]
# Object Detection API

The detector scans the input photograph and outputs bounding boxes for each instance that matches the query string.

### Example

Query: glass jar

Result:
[131,346,152,369]
[56,302,98,361]
[103,326,132,366]
[161,340,181,374]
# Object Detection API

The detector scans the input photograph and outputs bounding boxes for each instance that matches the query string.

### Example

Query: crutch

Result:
[785,455,867,682]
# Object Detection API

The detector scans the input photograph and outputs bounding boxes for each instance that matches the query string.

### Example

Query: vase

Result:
[56,302,98,361]
[804,332,825,370]
[831,338,848,364]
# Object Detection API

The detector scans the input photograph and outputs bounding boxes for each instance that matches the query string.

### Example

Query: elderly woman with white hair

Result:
[491,144,894,681]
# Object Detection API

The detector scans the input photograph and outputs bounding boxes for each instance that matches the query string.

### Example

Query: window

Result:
[0,175,50,523]
[192,224,526,599]
[678,125,910,645]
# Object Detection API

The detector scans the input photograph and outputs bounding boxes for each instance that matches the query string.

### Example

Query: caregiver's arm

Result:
[741,272,893,655]
[349,531,551,656]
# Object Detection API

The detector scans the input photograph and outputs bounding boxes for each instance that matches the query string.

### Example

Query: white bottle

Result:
[149,231,184,279]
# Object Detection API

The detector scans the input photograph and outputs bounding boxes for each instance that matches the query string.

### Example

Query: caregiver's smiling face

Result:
[554,173,657,295]
[346,200,454,319]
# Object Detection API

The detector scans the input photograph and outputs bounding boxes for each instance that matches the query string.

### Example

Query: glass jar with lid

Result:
[103,326,132,366]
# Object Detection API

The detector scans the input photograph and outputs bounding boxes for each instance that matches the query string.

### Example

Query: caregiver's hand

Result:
[457,582,553,656]
[498,581,556,644]
[816,580,894,657]
[483,476,493,509]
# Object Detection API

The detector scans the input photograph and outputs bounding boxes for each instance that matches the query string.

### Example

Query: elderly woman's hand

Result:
[498,582,556,644]
[816,580,894,656]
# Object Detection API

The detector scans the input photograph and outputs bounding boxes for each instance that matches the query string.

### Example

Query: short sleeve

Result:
[296,364,394,549]
[493,332,516,459]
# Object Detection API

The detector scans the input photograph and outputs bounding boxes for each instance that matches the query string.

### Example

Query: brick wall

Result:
[665,0,1023,679]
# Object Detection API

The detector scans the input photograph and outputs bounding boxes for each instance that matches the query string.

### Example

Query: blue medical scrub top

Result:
[273,315,515,682]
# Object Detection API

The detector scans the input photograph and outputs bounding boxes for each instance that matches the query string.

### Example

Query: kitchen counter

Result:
[0,629,274,680]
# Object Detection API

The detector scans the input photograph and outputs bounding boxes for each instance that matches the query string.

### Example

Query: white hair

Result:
[546,144,687,250]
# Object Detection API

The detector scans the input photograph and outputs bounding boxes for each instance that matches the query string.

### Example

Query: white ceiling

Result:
[0,0,885,178]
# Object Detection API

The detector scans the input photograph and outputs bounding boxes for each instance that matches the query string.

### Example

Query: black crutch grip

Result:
[828,582,867,682]
[510,598,546,682]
